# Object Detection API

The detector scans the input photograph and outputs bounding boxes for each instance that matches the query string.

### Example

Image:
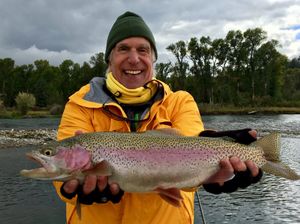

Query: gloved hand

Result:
[199,128,257,145]
[60,183,124,205]
[199,128,263,194]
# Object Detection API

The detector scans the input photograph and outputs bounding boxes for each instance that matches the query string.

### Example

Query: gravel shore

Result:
[0,129,57,149]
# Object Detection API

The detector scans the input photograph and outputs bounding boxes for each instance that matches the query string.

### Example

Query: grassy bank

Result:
[1,105,300,118]
[199,104,300,115]
[0,109,60,119]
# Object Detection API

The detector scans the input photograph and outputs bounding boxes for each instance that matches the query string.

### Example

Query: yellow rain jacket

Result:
[54,77,204,224]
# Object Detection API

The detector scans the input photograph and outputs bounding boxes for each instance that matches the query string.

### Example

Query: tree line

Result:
[0,27,299,109]
[156,28,300,106]
[0,53,107,108]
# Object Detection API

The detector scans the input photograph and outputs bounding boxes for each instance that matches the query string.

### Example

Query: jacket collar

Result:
[79,77,169,108]
[83,77,114,104]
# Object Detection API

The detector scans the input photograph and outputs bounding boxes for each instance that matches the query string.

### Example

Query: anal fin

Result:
[155,187,183,207]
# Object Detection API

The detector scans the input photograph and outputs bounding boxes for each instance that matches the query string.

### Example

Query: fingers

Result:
[217,159,234,185]
[229,156,247,172]
[248,130,257,139]
[110,183,120,195]
[205,157,260,185]
[83,175,97,195]
[75,130,84,136]
[203,158,234,185]
[63,179,80,194]
[245,160,259,177]
[229,157,260,177]
[63,176,100,195]
[96,176,120,195]
[84,175,121,195]
[97,176,108,191]
[61,175,123,205]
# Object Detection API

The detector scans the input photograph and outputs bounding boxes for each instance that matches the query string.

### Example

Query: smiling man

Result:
[108,37,154,89]
[54,11,261,224]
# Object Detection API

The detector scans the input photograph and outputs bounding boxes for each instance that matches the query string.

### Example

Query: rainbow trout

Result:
[20,129,300,206]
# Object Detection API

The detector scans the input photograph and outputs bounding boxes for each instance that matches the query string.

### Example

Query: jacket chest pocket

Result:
[143,106,173,131]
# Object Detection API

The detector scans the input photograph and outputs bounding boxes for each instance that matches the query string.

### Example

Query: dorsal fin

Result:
[254,132,280,162]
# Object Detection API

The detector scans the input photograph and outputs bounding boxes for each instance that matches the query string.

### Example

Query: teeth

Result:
[125,70,141,75]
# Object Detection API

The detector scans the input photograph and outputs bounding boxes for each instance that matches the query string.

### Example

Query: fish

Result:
[20,129,300,207]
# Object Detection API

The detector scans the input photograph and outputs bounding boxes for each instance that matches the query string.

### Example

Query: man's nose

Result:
[127,50,139,64]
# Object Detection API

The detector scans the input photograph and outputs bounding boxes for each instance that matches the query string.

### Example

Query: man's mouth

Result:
[124,70,142,75]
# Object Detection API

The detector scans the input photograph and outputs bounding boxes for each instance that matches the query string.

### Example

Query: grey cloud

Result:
[0,0,299,65]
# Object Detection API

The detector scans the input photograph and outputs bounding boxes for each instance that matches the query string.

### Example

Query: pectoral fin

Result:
[82,160,112,176]
[155,187,183,207]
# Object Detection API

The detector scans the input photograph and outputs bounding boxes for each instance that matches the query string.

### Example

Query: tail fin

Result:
[256,133,300,180]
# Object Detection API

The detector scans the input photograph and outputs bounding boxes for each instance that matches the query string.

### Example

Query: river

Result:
[0,115,299,224]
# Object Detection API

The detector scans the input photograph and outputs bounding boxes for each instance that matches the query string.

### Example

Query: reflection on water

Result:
[0,115,299,224]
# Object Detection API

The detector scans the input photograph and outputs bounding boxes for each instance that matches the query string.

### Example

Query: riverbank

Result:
[1,106,300,118]
[199,105,300,115]
[0,109,60,119]
[0,129,57,149]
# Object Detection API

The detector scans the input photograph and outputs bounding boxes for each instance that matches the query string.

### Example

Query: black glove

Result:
[199,128,256,145]
[199,128,263,194]
[60,183,124,205]
[202,168,263,194]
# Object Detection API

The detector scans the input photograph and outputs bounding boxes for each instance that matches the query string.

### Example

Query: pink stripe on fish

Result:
[96,147,217,167]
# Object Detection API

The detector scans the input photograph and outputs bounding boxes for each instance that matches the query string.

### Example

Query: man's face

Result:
[109,37,154,89]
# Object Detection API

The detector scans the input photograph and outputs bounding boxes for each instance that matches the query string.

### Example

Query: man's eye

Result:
[118,46,128,52]
[138,48,149,54]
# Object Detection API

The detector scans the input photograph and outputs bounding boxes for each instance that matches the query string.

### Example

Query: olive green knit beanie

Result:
[105,11,157,63]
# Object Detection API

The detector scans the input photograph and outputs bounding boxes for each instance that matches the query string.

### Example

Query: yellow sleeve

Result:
[169,91,204,136]
[57,100,95,140]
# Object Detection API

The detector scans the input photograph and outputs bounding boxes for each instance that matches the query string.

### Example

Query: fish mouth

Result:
[20,152,60,180]
[26,152,42,165]
[20,167,59,179]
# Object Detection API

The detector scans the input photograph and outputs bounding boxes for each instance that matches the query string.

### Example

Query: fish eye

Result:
[44,149,52,156]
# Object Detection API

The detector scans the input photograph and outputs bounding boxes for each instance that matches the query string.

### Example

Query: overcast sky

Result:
[0,0,299,66]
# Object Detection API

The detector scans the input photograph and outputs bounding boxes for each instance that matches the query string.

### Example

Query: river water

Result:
[195,114,300,224]
[0,115,299,224]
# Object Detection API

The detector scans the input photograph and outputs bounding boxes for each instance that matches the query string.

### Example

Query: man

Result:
[54,11,261,224]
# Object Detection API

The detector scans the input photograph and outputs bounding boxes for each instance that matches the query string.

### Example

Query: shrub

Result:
[15,92,36,115]
[49,104,63,115]
[0,99,5,111]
